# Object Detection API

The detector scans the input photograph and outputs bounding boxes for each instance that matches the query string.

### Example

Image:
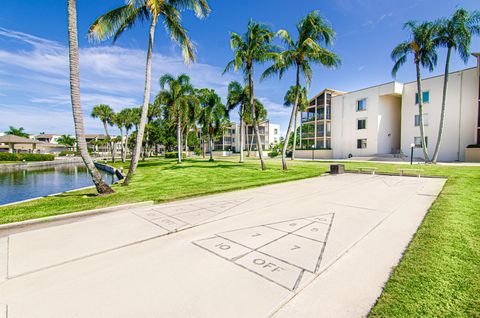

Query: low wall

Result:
[94,162,125,180]
[294,149,333,160]
[0,157,83,172]
[465,147,480,162]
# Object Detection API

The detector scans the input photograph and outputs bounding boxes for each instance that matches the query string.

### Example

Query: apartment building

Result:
[214,121,281,152]
[297,54,480,162]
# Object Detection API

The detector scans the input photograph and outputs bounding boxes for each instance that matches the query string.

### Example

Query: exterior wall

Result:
[400,67,478,161]
[216,121,280,152]
[331,82,402,158]
[268,124,281,146]
[295,149,333,160]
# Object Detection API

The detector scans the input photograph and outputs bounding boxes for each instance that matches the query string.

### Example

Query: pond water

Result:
[0,164,116,206]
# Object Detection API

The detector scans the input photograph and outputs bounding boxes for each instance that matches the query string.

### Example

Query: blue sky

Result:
[0,0,479,135]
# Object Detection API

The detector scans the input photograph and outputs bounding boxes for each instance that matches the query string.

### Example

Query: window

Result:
[357,119,367,130]
[415,91,430,104]
[357,98,367,111]
[357,139,367,149]
[414,136,428,148]
[414,114,428,126]
[274,129,278,135]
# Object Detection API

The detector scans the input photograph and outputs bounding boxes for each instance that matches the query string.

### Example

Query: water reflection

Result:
[0,164,116,205]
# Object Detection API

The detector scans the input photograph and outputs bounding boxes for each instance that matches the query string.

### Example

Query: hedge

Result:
[0,153,55,162]
[165,152,186,159]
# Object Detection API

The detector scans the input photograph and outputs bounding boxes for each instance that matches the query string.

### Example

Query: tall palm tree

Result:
[112,111,127,162]
[224,20,277,170]
[198,88,227,161]
[5,126,30,138]
[57,134,76,151]
[117,108,134,162]
[67,0,113,194]
[431,9,480,163]
[262,11,340,170]
[156,74,198,163]
[392,21,438,163]
[91,104,116,162]
[284,85,308,159]
[89,0,210,185]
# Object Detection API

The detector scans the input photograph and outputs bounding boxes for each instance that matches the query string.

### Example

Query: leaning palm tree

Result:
[67,0,113,194]
[262,11,340,170]
[156,74,199,163]
[224,20,277,170]
[88,0,210,185]
[198,88,227,161]
[91,104,116,162]
[391,21,438,163]
[431,9,480,163]
[284,85,308,160]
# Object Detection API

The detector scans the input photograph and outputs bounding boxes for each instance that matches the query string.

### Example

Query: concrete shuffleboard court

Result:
[0,174,445,318]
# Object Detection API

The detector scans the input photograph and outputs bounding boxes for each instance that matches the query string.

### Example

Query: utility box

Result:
[330,164,345,174]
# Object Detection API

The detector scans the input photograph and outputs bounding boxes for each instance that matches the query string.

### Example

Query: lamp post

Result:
[410,143,415,165]
[312,144,315,161]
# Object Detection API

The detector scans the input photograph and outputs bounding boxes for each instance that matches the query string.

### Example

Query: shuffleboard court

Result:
[0,174,445,318]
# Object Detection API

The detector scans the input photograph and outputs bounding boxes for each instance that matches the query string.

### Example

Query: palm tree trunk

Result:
[415,60,430,162]
[248,68,266,170]
[185,128,189,157]
[177,115,182,163]
[102,121,115,163]
[209,134,214,161]
[67,0,113,194]
[432,46,452,163]
[281,65,301,170]
[119,127,124,164]
[123,128,129,163]
[291,109,298,161]
[247,126,251,157]
[239,110,244,163]
[123,18,157,186]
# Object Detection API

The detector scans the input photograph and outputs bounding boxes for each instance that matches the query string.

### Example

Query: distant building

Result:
[214,121,281,152]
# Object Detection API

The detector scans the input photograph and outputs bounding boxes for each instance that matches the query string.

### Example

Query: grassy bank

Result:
[1,158,478,316]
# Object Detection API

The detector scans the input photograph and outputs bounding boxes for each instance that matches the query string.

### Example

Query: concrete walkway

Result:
[0,174,446,318]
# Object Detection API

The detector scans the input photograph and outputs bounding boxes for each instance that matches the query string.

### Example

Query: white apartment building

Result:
[214,121,281,152]
[297,54,480,162]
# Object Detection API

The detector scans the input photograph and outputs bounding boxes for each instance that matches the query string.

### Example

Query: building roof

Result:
[84,134,108,139]
[0,135,42,144]
[35,134,59,138]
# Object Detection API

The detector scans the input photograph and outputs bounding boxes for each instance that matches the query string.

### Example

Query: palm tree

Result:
[198,89,227,161]
[57,134,76,151]
[91,104,116,162]
[391,21,438,163]
[156,74,198,163]
[117,108,134,162]
[224,20,277,170]
[284,85,308,159]
[112,111,127,162]
[225,81,250,162]
[5,126,30,138]
[89,0,210,185]
[262,11,340,170]
[431,9,480,163]
[67,0,113,194]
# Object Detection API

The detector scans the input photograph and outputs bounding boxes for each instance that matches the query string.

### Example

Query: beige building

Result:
[214,121,281,152]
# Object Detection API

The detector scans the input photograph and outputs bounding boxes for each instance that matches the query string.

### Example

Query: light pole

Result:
[312,144,315,161]
[410,143,415,165]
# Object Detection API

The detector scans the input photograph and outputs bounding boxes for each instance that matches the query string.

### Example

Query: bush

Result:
[165,152,186,159]
[268,150,279,158]
[0,153,55,162]
[59,151,76,157]
[193,148,201,156]
[466,144,480,148]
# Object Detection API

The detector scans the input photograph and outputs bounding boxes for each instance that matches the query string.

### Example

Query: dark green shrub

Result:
[466,144,480,148]
[268,150,279,158]
[16,153,55,161]
[193,148,201,156]
[165,152,186,159]
[0,153,15,161]
[59,151,76,157]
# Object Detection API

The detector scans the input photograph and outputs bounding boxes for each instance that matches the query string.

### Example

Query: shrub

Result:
[268,150,279,158]
[15,153,55,161]
[0,153,15,161]
[165,152,186,159]
[193,148,201,156]
[466,144,480,148]
[59,151,76,157]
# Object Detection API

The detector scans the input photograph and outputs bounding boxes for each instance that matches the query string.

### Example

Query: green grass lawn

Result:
[0,158,478,317]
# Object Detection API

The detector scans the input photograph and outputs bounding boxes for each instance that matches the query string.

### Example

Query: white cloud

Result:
[0,27,239,134]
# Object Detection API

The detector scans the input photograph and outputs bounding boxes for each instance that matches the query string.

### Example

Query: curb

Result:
[0,201,154,235]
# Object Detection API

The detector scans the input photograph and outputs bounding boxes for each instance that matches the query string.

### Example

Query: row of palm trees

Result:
[391,8,480,163]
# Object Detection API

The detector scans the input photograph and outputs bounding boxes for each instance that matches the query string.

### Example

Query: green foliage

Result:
[193,147,202,156]
[0,153,55,162]
[165,152,186,159]
[58,151,76,157]
[4,126,30,138]
[268,150,279,158]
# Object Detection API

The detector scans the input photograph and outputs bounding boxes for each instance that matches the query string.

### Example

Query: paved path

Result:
[0,174,445,318]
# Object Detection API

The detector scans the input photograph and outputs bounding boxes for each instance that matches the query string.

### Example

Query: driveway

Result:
[0,173,446,318]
